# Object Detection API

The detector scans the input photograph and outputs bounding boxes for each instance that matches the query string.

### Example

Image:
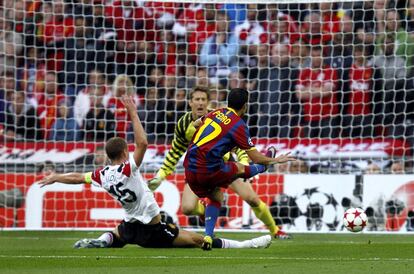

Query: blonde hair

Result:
[113,74,135,97]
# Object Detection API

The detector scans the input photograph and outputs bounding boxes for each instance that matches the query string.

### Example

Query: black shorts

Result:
[117,220,179,248]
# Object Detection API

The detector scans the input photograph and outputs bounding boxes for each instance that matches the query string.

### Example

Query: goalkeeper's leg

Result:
[229,179,291,240]
[181,184,206,218]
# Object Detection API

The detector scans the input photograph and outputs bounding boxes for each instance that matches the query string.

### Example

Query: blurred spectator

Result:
[177,64,197,89]
[0,70,16,108]
[319,2,341,35]
[105,0,155,79]
[138,86,162,142]
[342,44,383,137]
[326,11,354,96]
[38,0,74,71]
[373,32,408,136]
[199,11,239,79]
[19,47,46,106]
[0,15,23,76]
[64,15,108,89]
[0,80,5,124]
[295,45,339,138]
[234,4,267,68]
[407,0,414,33]
[300,11,332,46]
[274,158,308,174]
[38,160,56,174]
[376,9,414,74]
[158,88,185,141]
[354,1,376,47]
[154,29,176,71]
[172,3,217,58]
[228,70,249,91]
[196,68,209,87]
[108,74,138,140]
[144,1,178,29]
[222,4,246,31]
[365,162,382,174]
[373,0,387,34]
[290,39,310,69]
[84,85,115,142]
[50,100,80,141]
[105,0,155,41]
[73,68,110,127]
[234,4,266,46]
[267,12,300,45]
[93,145,107,167]
[36,71,65,139]
[148,67,165,88]
[390,161,405,174]
[249,44,298,138]
[1,91,41,141]
[7,0,36,47]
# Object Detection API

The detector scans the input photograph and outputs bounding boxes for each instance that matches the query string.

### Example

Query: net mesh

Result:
[0,0,414,232]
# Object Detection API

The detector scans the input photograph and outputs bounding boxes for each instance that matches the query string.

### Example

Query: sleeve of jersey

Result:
[159,116,189,176]
[233,123,256,151]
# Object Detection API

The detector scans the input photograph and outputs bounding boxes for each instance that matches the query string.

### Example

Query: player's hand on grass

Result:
[121,95,137,113]
[273,152,296,164]
[37,173,58,187]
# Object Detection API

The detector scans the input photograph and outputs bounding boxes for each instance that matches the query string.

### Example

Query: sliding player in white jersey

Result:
[38,95,271,250]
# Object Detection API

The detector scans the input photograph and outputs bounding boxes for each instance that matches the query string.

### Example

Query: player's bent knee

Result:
[181,204,195,216]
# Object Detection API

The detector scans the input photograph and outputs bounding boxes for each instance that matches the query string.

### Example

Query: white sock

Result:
[97,232,113,246]
[219,238,250,248]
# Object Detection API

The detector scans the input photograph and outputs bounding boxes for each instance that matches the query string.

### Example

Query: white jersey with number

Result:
[90,154,160,224]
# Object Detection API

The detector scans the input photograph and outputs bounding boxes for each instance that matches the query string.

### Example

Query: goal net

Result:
[1,0,414,233]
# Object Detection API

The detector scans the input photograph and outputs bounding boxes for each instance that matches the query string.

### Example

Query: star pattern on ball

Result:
[361,219,367,228]
[347,220,356,231]
[353,210,362,218]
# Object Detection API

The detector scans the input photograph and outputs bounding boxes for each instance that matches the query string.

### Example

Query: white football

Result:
[343,207,368,232]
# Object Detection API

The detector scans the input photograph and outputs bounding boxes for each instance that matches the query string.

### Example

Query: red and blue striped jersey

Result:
[183,107,255,173]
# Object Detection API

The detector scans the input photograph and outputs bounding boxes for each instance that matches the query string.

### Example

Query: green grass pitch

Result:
[1,231,414,274]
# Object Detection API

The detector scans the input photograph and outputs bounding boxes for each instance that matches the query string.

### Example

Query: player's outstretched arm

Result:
[247,149,296,165]
[38,173,86,187]
[121,95,148,167]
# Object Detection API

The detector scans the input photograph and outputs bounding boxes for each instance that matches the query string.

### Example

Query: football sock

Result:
[97,232,126,248]
[205,199,221,237]
[97,232,113,246]
[252,200,279,234]
[190,200,205,217]
[242,164,267,179]
[212,238,250,248]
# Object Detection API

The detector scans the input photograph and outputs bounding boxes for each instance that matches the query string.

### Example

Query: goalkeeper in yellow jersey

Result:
[148,86,291,239]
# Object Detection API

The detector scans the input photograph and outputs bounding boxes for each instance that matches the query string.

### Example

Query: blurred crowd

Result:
[0,0,414,151]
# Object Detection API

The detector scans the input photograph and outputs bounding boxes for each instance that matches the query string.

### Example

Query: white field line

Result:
[0,255,413,262]
[2,237,414,245]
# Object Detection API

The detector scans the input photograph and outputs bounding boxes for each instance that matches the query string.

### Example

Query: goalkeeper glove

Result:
[147,169,167,191]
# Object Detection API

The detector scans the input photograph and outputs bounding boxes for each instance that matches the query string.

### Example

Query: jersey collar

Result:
[227,107,238,116]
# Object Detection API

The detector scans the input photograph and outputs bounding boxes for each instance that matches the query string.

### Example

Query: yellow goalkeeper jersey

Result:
[159,111,250,177]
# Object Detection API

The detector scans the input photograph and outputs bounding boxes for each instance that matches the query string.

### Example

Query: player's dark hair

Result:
[190,86,210,100]
[228,88,248,110]
[105,137,128,161]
